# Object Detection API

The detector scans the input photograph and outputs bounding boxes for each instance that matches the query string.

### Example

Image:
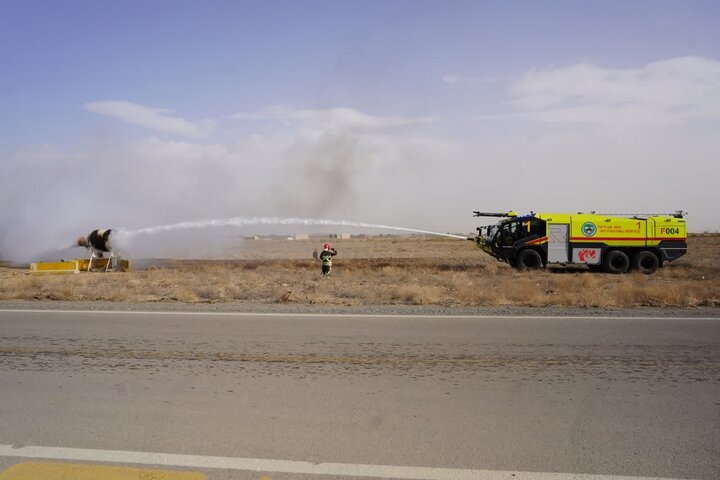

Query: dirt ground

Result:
[1,235,718,308]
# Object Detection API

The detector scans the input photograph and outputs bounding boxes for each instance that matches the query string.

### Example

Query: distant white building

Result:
[294,234,310,240]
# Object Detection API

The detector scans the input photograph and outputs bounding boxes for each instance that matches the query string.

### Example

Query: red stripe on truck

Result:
[526,236,548,245]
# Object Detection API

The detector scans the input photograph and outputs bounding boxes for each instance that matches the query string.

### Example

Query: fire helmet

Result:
[323,243,331,250]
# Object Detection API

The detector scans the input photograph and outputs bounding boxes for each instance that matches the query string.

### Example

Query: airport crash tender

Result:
[473,210,687,274]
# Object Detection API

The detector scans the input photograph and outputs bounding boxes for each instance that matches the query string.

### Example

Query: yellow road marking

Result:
[0,461,206,480]
[0,445,690,480]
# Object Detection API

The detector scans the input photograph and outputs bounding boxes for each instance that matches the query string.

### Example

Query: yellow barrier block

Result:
[0,461,206,480]
[29,261,79,274]
[77,258,130,272]
[29,259,130,273]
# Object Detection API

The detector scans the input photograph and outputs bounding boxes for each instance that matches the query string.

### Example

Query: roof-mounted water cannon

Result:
[472,211,519,218]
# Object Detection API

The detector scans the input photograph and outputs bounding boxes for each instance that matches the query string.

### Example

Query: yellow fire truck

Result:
[474,210,687,274]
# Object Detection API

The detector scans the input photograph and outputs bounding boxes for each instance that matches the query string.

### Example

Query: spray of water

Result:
[119,216,467,240]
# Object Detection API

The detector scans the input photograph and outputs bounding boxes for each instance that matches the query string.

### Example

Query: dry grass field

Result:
[1,235,718,308]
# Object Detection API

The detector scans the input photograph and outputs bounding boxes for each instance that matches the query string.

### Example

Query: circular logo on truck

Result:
[581,222,597,237]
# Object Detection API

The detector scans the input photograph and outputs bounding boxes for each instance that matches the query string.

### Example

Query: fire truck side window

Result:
[520,220,531,238]
[517,218,546,239]
[528,219,546,237]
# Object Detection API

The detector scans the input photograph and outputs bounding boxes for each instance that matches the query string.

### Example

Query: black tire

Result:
[514,249,543,270]
[603,250,630,274]
[631,251,659,274]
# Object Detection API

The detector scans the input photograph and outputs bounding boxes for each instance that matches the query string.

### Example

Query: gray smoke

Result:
[282,132,362,213]
[0,120,454,261]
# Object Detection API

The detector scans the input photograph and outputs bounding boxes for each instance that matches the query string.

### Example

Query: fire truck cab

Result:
[475,210,687,274]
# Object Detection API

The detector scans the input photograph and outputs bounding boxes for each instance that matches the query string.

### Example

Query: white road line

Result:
[0,444,691,480]
[0,308,718,321]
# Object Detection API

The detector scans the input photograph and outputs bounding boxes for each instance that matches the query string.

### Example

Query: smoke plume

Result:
[0,110,451,261]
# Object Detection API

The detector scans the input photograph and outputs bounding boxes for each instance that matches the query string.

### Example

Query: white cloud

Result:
[84,100,214,136]
[232,106,433,131]
[442,74,499,85]
[510,56,720,125]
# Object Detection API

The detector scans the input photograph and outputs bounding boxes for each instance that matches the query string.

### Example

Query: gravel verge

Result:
[1,299,718,318]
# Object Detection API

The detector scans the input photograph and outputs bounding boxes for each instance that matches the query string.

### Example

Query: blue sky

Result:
[3,1,718,146]
[1,1,719,258]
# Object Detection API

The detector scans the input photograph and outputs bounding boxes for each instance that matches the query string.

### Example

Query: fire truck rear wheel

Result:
[515,249,543,270]
[603,250,630,274]
[631,251,659,274]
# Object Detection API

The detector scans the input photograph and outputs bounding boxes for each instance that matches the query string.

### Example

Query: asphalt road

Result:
[0,309,718,480]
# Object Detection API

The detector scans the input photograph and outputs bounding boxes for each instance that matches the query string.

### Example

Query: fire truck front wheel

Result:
[514,249,543,270]
[603,250,630,274]
[631,251,659,274]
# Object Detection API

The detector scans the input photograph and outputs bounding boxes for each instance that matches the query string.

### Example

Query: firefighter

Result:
[319,243,337,278]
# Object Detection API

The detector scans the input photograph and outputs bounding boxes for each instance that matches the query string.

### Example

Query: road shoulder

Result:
[1,299,718,318]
